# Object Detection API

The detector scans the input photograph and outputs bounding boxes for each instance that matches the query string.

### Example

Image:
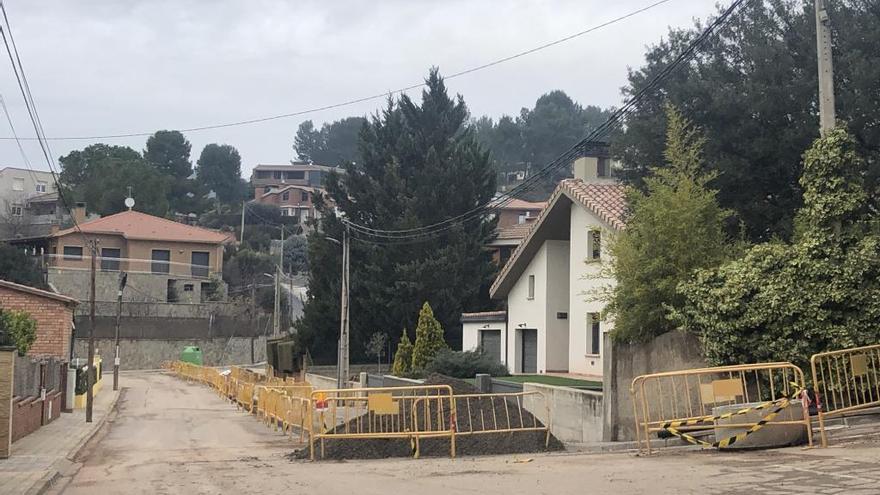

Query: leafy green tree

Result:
[294,69,497,362]
[391,329,413,376]
[294,116,366,166]
[606,106,732,343]
[144,130,192,178]
[613,1,880,241]
[674,129,880,369]
[0,243,45,289]
[0,309,37,355]
[196,144,243,204]
[411,301,447,370]
[58,144,169,217]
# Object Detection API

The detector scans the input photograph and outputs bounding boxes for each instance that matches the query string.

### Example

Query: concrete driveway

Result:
[52,372,880,495]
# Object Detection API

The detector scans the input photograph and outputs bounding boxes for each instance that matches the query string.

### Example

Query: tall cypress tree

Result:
[295,68,497,362]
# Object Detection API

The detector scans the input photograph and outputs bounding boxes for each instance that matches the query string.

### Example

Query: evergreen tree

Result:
[391,329,412,376]
[196,143,243,204]
[411,301,447,370]
[606,106,732,343]
[294,68,497,362]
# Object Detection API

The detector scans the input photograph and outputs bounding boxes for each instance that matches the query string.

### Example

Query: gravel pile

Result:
[290,374,563,460]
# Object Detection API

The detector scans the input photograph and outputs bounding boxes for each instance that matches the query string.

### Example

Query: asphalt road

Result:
[53,372,880,495]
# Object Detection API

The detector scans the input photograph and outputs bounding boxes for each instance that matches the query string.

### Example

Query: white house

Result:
[462,145,626,377]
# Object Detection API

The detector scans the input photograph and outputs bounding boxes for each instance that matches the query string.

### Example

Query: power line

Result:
[342,0,752,241]
[0,2,94,250]
[0,0,675,142]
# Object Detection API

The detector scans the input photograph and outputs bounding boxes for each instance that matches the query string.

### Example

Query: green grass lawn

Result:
[495,374,602,389]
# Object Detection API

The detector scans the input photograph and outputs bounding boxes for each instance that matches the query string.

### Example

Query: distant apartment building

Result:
[250,163,336,222]
[0,167,73,239]
[45,210,233,304]
[487,199,547,266]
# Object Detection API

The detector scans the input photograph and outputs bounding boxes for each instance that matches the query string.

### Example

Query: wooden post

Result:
[86,241,96,423]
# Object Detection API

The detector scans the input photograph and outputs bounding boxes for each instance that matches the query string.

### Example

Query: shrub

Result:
[425,348,508,379]
[411,301,447,370]
[0,309,37,355]
[391,329,412,376]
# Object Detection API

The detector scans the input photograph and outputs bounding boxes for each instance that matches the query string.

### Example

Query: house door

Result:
[520,329,537,373]
[479,330,502,364]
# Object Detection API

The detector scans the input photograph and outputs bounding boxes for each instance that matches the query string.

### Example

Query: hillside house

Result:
[250,163,337,222]
[463,144,625,377]
[45,210,233,304]
[487,199,546,266]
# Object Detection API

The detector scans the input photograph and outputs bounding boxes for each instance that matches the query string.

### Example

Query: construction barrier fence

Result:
[811,343,880,447]
[631,362,813,454]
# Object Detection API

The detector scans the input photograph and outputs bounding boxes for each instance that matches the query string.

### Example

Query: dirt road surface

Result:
[53,373,880,495]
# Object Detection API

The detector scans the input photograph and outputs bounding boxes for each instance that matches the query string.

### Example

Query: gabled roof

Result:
[489,179,627,299]
[51,210,232,244]
[492,222,535,241]
[495,199,547,211]
[0,279,78,305]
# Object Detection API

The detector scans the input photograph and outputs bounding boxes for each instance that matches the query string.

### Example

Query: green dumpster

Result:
[180,346,203,365]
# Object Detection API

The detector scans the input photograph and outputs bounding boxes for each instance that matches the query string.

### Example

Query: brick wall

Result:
[0,286,74,359]
[0,348,12,459]
[10,390,61,443]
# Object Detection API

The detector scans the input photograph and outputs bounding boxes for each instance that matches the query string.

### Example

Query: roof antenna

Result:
[124,185,135,211]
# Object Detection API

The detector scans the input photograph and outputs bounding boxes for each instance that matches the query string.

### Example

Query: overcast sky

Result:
[0,0,717,178]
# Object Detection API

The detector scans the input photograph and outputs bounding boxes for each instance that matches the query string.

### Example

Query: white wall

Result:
[523,382,604,444]
[544,240,570,372]
[461,321,508,370]
[506,242,548,373]
[568,203,616,376]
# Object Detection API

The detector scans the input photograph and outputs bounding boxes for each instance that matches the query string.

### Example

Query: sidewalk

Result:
[0,387,120,495]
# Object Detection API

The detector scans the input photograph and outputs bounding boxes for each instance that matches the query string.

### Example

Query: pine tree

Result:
[391,329,412,376]
[294,68,497,361]
[411,302,447,370]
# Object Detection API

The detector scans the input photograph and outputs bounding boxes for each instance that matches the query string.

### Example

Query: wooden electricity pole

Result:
[112,271,126,391]
[815,0,836,135]
[86,240,97,423]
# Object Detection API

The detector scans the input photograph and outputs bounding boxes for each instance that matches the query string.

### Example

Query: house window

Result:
[527,275,535,300]
[301,191,309,202]
[273,171,282,179]
[597,158,609,178]
[12,177,23,191]
[10,205,22,216]
[63,246,83,261]
[191,251,210,278]
[101,248,121,271]
[35,181,47,193]
[282,191,289,201]
[151,249,171,274]
[588,229,601,260]
[286,171,305,180]
[588,313,601,355]
[183,284,194,292]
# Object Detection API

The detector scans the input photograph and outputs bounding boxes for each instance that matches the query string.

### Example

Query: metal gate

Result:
[480,330,502,363]
[521,329,537,373]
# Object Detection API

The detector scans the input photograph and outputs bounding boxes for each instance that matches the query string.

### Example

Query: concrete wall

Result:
[49,268,224,305]
[304,372,357,390]
[568,201,615,377]
[544,240,570,372]
[523,382,604,444]
[602,329,706,441]
[73,336,266,370]
[305,364,381,378]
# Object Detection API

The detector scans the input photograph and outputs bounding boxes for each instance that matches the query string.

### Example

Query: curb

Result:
[27,389,122,495]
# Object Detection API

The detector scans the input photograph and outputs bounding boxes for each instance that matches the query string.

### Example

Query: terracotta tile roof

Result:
[493,223,535,241]
[494,198,547,211]
[0,279,78,305]
[52,210,232,244]
[489,179,628,299]
[560,179,627,231]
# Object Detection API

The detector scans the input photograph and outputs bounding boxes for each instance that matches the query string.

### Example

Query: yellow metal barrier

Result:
[811,344,880,447]
[255,385,314,442]
[631,362,813,454]
[451,391,551,447]
[309,385,456,460]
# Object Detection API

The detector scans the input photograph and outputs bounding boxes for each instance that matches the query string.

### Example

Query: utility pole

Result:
[86,240,97,423]
[273,225,284,337]
[112,271,126,391]
[815,0,836,135]
[240,201,246,244]
[336,225,350,389]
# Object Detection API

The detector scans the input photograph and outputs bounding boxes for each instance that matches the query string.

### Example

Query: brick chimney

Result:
[71,202,87,225]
